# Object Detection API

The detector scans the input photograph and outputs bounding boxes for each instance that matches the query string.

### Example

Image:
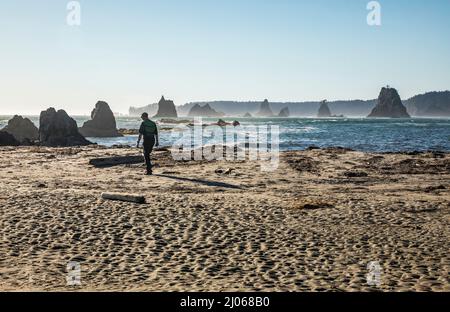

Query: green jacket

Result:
[139,120,158,137]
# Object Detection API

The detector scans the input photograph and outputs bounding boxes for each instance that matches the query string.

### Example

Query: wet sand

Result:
[0,146,449,291]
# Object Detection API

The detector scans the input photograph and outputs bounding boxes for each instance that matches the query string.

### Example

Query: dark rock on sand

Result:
[153,96,178,118]
[368,87,411,118]
[215,168,234,175]
[256,99,275,117]
[39,108,92,147]
[293,198,334,210]
[79,101,122,137]
[278,107,290,117]
[284,153,319,173]
[2,115,39,144]
[0,131,20,146]
[344,171,369,178]
[317,100,332,117]
[424,185,447,193]
[360,152,450,175]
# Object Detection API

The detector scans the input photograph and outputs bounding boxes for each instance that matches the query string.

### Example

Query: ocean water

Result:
[1,116,449,152]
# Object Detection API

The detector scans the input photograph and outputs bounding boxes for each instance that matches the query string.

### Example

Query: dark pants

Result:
[143,136,155,172]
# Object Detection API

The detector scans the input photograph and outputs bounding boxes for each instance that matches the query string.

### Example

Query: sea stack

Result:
[368,87,411,118]
[243,112,253,118]
[39,108,92,147]
[256,99,275,117]
[153,96,178,118]
[79,101,122,137]
[278,107,290,117]
[188,103,224,117]
[317,100,332,117]
[2,115,39,144]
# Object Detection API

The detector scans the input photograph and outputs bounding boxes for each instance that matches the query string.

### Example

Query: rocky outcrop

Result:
[159,119,192,124]
[278,107,290,117]
[191,119,241,127]
[368,87,410,118]
[2,115,39,144]
[215,119,240,127]
[0,131,20,146]
[79,101,122,137]
[256,99,275,117]
[153,96,178,118]
[188,103,225,117]
[317,100,332,117]
[39,108,92,147]
[243,112,253,118]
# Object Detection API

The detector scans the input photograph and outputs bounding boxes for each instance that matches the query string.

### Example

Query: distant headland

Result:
[129,90,450,118]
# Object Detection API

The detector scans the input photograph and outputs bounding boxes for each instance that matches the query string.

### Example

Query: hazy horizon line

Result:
[3,88,449,116]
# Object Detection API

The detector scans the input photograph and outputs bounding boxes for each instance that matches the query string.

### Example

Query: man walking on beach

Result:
[137,113,159,175]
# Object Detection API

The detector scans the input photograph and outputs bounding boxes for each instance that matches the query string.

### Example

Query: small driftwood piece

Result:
[89,155,144,168]
[101,192,146,204]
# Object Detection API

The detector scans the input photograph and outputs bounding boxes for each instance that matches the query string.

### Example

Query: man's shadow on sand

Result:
[154,174,242,190]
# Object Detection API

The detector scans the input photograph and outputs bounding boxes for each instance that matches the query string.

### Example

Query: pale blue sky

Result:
[0,0,449,115]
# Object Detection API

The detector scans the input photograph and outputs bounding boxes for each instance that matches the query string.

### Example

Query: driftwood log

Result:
[101,192,146,204]
[89,155,144,168]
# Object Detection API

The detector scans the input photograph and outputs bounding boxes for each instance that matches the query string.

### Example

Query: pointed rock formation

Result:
[278,107,290,117]
[188,103,225,117]
[79,101,122,137]
[0,131,20,146]
[368,87,410,118]
[153,96,178,118]
[39,108,92,147]
[2,115,39,144]
[317,100,332,117]
[256,99,275,117]
[243,112,253,118]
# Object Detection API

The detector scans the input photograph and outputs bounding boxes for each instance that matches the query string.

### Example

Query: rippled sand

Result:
[0,146,449,291]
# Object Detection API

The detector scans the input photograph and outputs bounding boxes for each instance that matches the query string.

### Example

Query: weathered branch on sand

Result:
[89,155,144,168]
[101,192,146,204]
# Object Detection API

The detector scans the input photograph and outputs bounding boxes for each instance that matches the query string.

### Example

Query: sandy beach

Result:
[0,146,449,291]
